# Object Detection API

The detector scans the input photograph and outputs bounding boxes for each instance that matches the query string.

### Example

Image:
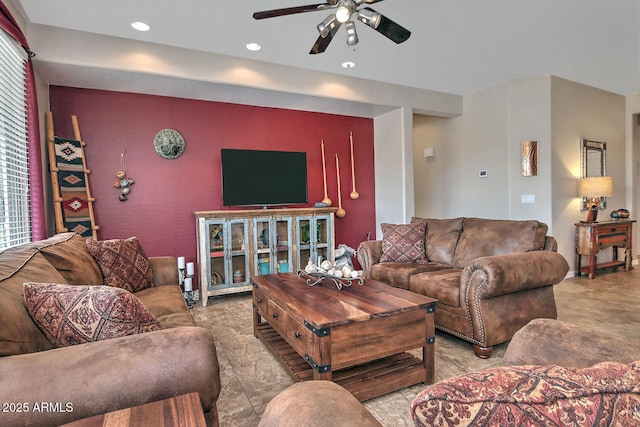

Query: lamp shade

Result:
[578,176,613,198]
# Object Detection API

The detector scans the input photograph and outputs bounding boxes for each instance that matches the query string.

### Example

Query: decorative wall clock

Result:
[153,129,185,159]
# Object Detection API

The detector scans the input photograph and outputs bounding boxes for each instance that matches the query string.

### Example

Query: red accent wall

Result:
[49,87,376,285]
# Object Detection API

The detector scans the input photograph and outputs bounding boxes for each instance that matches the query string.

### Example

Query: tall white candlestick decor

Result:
[177,256,194,308]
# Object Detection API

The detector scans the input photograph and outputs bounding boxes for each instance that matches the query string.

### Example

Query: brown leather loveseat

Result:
[357,217,570,358]
[0,232,221,426]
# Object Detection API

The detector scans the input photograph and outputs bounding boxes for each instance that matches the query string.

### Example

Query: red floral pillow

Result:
[86,236,153,293]
[380,222,428,263]
[24,282,163,348]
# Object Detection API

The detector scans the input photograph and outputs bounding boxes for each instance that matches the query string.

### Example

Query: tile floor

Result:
[190,269,640,427]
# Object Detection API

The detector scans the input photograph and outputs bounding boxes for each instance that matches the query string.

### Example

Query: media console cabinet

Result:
[195,208,336,306]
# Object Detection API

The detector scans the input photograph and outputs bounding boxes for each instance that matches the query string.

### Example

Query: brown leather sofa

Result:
[357,217,570,358]
[0,233,221,427]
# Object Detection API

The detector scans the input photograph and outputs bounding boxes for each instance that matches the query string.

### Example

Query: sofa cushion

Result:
[135,285,196,328]
[371,262,448,290]
[380,222,428,264]
[39,232,103,285]
[411,360,640,427]
[409,269,462,307]
[412,217,463,266]
[24,282,163,348]
[86,237,154,293]
[452,218,547,269]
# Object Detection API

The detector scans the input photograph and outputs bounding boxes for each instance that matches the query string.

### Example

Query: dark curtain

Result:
[0,1,46,241]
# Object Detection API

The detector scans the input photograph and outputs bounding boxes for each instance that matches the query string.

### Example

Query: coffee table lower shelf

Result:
[255,323,427,401]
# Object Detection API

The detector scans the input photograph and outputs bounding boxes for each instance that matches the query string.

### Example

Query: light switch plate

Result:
[521,194,536,204]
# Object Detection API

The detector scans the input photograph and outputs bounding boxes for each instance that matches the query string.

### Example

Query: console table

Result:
[575,220,636,279]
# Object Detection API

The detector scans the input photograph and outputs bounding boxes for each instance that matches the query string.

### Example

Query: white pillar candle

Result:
[183,277,193,292]
[186,262,195,276]
[177,256,186,269]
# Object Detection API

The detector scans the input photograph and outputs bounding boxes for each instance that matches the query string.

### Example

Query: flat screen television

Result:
[221,148,308,207]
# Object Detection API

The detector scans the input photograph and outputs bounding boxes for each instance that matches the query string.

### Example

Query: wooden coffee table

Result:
[252,272,438,401]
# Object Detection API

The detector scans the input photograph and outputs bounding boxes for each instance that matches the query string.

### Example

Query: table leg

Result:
[423,308,436,385]
[588,254,597,279]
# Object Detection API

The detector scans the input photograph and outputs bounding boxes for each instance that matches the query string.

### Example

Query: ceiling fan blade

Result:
[310,23,342,54]
[362,7,410,44]
[253,3,330,20]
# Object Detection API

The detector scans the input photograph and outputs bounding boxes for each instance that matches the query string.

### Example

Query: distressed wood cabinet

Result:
[195,208,336,306]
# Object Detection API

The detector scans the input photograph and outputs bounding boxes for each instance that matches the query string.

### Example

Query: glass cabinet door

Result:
[227,219,249,286]
[254,218,272,275]
[315,214,331,266]
[296,214,333,268]
[296,216,312,268]
[254,218,292,275]
[274,218,292,273]
[206,219,248,290]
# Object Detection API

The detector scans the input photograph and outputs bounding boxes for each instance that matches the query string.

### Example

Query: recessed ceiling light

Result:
[131,21,150,32]
[246,42,262,52]
[342,61,356,69]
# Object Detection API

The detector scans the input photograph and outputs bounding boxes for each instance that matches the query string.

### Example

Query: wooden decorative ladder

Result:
[45,112,99,240]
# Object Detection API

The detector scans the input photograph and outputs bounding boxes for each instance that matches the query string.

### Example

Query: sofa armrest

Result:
[357,241,383,279]
[503,318,640,368]
[260,381,382,427]
[0,327,220,427]
[461,251,570,299]
[543,235,558,251]
[149,256,179,286]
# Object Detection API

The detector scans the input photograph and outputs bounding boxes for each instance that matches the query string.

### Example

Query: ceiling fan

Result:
[253,0,411,54]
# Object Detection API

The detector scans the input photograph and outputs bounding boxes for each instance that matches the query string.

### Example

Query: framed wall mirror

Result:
[581,138,607,211]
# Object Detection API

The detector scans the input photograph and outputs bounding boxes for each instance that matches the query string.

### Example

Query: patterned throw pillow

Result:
[411,361,640,426]
[380,222,428,263]
[24,282,163,348]
[86,236,153,293]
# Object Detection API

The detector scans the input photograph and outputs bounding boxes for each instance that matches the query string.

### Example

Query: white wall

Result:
[627,94,640,255]
[414,76,551,221]
[373,108,414,238]
[414,75,628,272]
[550,77,627,269]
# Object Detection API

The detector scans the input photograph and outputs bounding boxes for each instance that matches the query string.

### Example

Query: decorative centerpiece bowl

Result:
[297,270,364,290]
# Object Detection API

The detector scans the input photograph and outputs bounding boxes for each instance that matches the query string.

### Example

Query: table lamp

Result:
[578,176,613,222]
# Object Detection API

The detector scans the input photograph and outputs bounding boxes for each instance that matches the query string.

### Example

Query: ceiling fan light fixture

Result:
[345,21,358,46]
[356,8,381,28]
[317,14,338,38]
[335,4,352,23]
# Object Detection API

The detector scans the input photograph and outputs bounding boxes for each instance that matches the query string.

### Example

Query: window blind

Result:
[0,28,30,250]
